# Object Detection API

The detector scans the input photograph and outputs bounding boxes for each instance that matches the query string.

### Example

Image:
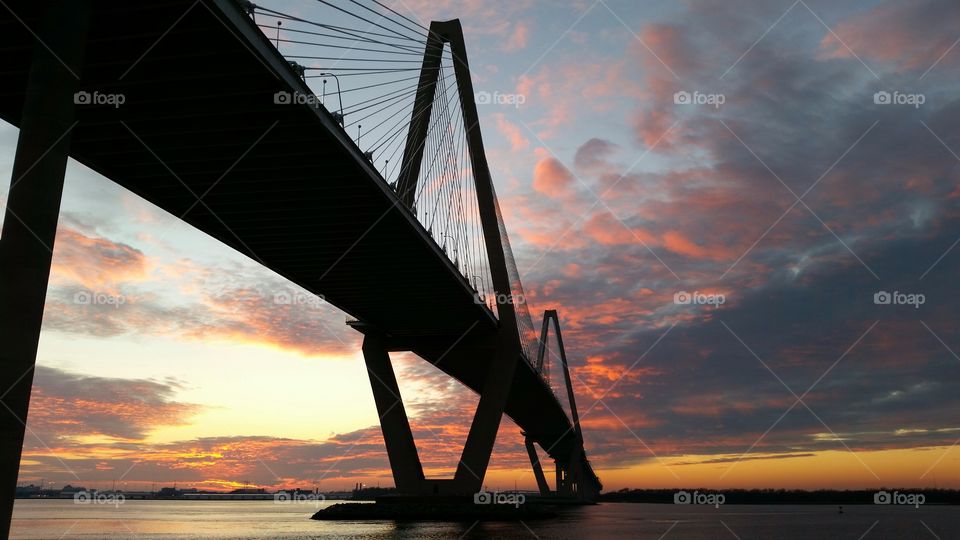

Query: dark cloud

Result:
[26,366,200,442]
[573,138,619,174]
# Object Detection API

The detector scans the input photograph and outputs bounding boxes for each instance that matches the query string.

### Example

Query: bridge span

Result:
[0,0,601,532]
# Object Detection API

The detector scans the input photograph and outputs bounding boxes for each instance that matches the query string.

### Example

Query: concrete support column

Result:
[361,333,424,493]
[0,2,89,537]
[524,435,550,496]
[453,339,518,493]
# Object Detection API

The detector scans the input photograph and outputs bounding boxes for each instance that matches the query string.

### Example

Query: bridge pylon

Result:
[352,18,527,498]
[350,17,602,503]
[534,310,603,501]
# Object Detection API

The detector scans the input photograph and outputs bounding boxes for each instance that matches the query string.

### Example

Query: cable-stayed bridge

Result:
[0,0,601,531]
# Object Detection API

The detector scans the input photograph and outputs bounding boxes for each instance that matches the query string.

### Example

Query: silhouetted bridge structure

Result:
[0,0,601,533]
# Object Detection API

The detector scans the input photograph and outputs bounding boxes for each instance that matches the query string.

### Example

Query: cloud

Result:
[18,361,533,490]
[673,453,817,465]
[532,156,576,198]
[27,366,200,442]
[41,279,357,356]
[574,138,619,174]
[503,21,529,51]
[494,0,960,477]
[494,113,530,152]
[515,58,643,139]
[638,23,701,76]
[50,226,148,291]
[393,0,538,47]
[661,230,718,260]
[37,225,358,356]
[818,0,960,73]
[582,211,658,246]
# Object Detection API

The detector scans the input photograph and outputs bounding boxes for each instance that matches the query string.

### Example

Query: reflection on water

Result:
[11,499,959,539]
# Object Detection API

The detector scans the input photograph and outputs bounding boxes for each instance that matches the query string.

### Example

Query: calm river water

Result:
[10,499,958,539]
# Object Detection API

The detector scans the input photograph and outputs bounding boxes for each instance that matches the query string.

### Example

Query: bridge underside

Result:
[0,0,496,338]
[0,3,600,532]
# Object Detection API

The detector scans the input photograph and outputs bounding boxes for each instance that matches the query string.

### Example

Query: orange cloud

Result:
[51,227,148,291]
[582,211,658,246]
[532,156,576,197]
[662,230,717,260]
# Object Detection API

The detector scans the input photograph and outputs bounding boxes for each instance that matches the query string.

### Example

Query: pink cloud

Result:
[532,156,576,197]
[818,0,960,72]
[51,227,148,291]
[582,211,658,246]
[503,21,529,51]
[516,59,642,138]
[494,113,530,152]
[631,73,680,150]
[637,23,700,76]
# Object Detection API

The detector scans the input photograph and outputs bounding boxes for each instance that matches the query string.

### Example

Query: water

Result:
[10,500,958,539]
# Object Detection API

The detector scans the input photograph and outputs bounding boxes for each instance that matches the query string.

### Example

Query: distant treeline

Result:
[600,488,960,505]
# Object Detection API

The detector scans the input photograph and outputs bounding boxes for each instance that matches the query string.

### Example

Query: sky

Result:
[4,0,960,493]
